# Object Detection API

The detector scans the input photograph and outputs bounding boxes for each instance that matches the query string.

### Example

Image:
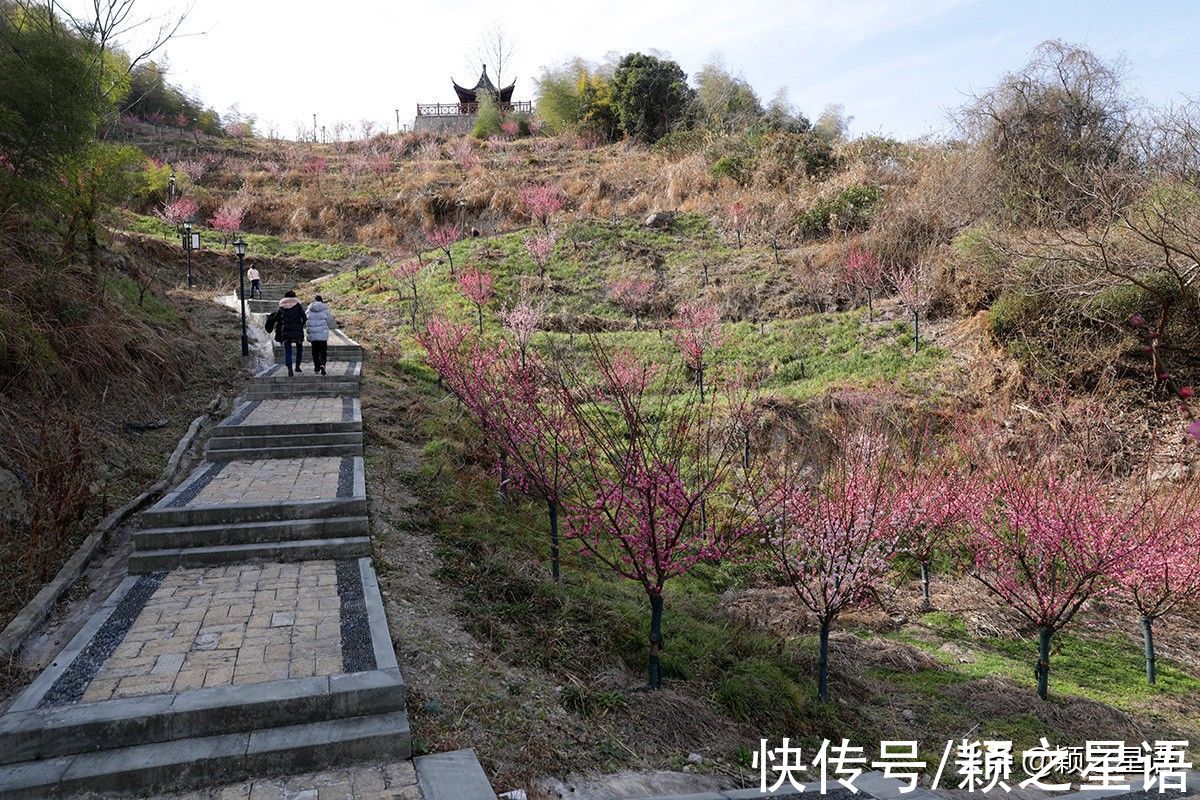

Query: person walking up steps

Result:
[272,290,307,376]
[247,263,261,298]
[306,294,337,376]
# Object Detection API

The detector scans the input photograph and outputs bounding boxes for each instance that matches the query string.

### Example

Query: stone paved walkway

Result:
[0,326,427,798]
[165,760,421,799]
[184,457,348,507]
[234,399,359,428]
[81,562,342,702]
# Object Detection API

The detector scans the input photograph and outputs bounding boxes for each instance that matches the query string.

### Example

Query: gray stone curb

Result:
[359,557,399,674]
[416,748,497,800]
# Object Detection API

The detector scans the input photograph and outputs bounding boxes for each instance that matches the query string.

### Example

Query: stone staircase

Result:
[0,313,426,798]
[272,328,362,365]
[206,396,364,462]
[246,360,362,400]
[238,282,294,315]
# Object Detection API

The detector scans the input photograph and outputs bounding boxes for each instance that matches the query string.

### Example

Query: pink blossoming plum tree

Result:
[424,224,461,275]
[968,455,1148,700]
[208,201,246,247]
[457,268,494,333]
[1118,492,1200,684]
[519,183,567,230]
[554,347,753,687]
[158,197,198,228]
[670,302,724,399]
[844,245,883,321]
[393,258,424,330]
[607,276,653,329]
[901,441,987,609]
[727,201,749,249]
[500,298,542,366]
[892,264,929,352]
[524,233,557,281]
[748,424,918,701]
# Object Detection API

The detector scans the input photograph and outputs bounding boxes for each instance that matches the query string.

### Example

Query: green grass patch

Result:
[119,211,368,262]
[102,272,179,324]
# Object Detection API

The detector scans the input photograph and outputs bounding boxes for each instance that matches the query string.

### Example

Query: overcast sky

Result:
[91,0,1200,140]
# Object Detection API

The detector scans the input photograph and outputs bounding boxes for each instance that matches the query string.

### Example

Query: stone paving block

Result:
[72,562,345,702]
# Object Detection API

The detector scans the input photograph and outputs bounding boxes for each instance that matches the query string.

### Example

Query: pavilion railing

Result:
[416,101,533,117]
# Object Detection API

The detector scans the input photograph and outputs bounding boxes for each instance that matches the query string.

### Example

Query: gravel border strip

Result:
[36,572,167,708]
[335,559,376,673]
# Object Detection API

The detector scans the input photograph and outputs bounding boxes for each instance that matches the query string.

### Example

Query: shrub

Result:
[610,52,694,143]
[988,291,1047,340]
[472,94,503,139]
[797,184,883,237]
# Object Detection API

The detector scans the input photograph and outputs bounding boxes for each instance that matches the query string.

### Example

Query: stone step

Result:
[142,495,367,529]
[128,536,373,573]
[272,347,362,365]
[134,515,369,550]
[415,749,498,800]
[247,299,278,313]
[215,418,363,437]
[0,709,410,799]
[208,431,364,450]
[254,361,361,381]
[237,284,292,298]
[247,384,361,400]
[205,441,364,462]
[0,669,404,765]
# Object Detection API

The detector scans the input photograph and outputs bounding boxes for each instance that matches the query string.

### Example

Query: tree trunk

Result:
[818,618,831,702]
[499,452,509,500]
[648,592,664,689]
[913,310,920,353]
[742,430,751,469]
[920,560,932,610]
[1036,626,1052,700]
[1141,615,1157,685]
[867,287,873,322]
[477,306,484,335]
[547,500,560,582]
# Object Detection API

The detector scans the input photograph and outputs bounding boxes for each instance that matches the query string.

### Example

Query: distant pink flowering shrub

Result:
[518,183,566,229]
[670,302,724,397]
[158,197,199,226]
[209,201,247,245]
[523,233,557,279]
[457,269,494,333]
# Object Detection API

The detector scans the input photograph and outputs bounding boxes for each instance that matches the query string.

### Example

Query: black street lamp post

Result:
[457,196,467,239]
[235,237,249,356]
[183,221,194,288]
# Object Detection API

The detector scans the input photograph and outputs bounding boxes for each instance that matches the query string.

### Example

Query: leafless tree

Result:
[994,98,1200,393]
[473,23,515,89]
[960,40,1134,227]
[48,0,192,106]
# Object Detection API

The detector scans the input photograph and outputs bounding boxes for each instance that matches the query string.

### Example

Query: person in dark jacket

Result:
[274,290,307,376]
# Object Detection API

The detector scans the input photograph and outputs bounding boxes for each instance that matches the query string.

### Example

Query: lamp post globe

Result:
[235,238,249,356]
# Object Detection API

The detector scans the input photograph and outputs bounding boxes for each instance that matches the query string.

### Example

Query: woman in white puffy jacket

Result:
[305,295,337,375]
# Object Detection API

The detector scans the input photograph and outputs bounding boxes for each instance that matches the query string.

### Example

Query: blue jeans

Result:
[283,339,304,369]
